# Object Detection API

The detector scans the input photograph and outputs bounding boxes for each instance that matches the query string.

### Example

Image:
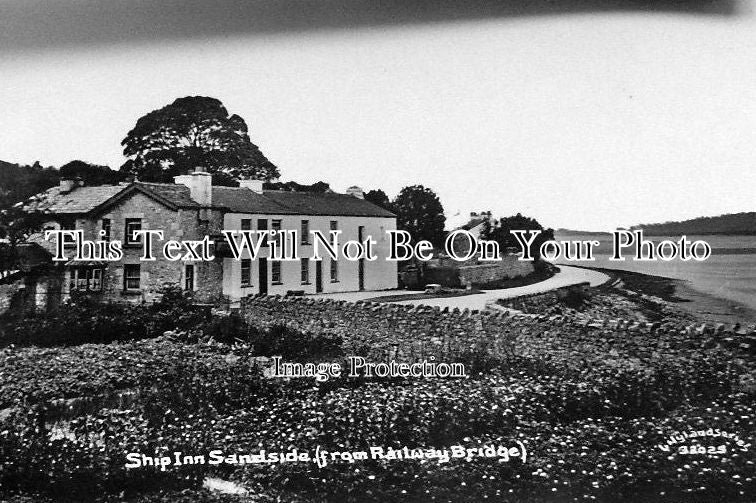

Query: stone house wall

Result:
[68,192,225,304]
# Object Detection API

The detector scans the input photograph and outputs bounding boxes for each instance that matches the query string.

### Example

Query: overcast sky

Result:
[0,1,754,230]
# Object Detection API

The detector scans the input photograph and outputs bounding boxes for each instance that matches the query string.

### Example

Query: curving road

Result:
[391,265,609,310]
[313,265,609,310]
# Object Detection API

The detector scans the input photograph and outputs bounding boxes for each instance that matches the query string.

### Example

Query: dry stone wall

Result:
[239,294,756,361]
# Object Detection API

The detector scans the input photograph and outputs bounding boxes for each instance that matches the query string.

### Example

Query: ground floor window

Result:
[241,259,251,287]
[70,267,103,292]
[123,264,141,291]
[184,264,195,291]
[272,261,282,284]
[301,258,309,284]
[330,258,338,282]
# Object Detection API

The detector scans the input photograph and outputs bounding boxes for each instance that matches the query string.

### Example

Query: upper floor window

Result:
[101,218,111,241]
[271,219,283,248]
[329,221,339,246]
[241,218,252,231]
[258,219,268,247]
[124,218,142,246]
[301,220,310,244]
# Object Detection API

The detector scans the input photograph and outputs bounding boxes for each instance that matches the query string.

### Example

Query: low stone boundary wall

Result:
[496,283,590,311]
[240,294,523,362]
[239,294,756,358]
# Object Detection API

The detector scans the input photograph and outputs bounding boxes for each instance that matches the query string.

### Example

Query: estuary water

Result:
[553,233,756,313]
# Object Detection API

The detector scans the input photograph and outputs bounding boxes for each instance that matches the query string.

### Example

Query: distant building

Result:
[13,169,397,312]
[402,211,533,289]
[459,211,495,239]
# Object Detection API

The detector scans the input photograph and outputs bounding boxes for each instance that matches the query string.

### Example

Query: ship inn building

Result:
[16,169,397,312]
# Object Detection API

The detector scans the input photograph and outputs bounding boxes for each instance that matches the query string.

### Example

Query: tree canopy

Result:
[59,160,124,186]
[121,96,280,182]
[264,180,332,193]
[0,160,118,274]
[364,189,393,212]
[0,161,52,275]
[0,161,58,210]
[392,185,446,248]
[480,212,555,260]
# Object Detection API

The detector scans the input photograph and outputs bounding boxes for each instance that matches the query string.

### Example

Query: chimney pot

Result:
[346,186,364,199]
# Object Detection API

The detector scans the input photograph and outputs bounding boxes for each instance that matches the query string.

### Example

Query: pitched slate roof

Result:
[22,182,201,216]
[17,231,60,263]
[460,217,488,231]
[22,184,128,214]
[260,190,395,217]
[16,239,55,270]
[212,187,394,217]
[23,182,395,218]
[132,183,199,208]
[211,187,291,214]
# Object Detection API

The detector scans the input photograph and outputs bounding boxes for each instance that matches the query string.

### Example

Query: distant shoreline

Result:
[576,266,756,324]
[557,229,756,238]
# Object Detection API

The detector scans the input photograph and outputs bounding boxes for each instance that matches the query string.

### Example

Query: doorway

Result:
[358,226,365,291]
[315,260,323,293]
[258,258,268,295]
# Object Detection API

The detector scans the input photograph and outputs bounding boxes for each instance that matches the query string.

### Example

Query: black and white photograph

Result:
[0,1,754,502]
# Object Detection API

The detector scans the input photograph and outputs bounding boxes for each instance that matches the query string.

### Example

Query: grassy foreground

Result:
[0,289,754,502]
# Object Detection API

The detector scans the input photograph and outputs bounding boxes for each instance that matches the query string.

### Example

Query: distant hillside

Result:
[0,160,124,210]
[555,228,614,237]
[631,212,756,236]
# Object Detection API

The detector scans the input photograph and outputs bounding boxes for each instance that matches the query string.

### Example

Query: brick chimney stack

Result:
[239,178,264,194]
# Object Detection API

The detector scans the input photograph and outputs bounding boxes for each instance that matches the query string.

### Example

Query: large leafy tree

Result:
[121,96,280,182]
[392,185,446,248]
[480,212,555,260]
